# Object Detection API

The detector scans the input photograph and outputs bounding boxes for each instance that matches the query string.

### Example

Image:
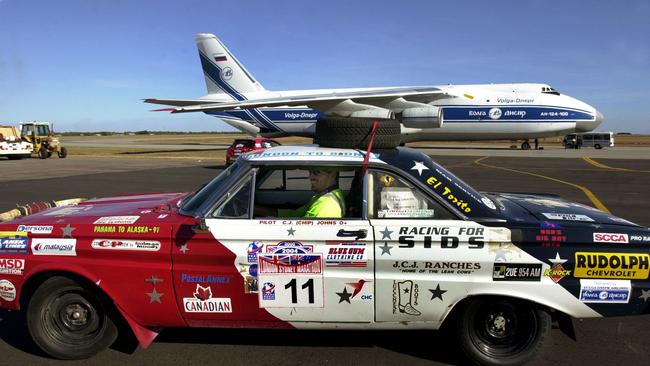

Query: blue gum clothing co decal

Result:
[325,241,367,267]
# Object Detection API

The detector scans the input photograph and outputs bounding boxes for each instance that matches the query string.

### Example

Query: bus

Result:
[563,132,614,149]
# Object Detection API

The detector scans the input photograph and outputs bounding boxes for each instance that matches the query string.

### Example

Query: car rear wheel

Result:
[314,117,402,149]
[27,277,118,360]
[455,298,550,366]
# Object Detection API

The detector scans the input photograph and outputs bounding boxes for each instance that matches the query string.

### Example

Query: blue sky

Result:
[0,0,648,132]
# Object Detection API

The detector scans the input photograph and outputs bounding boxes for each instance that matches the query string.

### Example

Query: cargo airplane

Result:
[145,33,603,150]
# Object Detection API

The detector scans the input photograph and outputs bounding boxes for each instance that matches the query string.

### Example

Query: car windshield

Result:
[180,161,242,214]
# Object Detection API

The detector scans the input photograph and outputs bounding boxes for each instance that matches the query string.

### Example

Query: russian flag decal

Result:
[213,53,227,62]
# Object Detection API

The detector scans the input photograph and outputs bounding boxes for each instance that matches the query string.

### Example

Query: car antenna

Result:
[360,120,379,177]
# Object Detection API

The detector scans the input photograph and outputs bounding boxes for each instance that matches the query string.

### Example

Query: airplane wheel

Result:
[521,141,531,150]
[314,118,401,149]
[594,144,602,149]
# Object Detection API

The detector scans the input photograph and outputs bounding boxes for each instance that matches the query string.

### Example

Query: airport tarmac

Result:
[0,152,649,365]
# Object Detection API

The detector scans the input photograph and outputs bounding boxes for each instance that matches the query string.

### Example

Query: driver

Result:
[255,168,345,218]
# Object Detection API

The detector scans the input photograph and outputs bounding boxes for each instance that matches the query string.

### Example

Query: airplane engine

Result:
[349,108,395,120]
[401,106,443,128]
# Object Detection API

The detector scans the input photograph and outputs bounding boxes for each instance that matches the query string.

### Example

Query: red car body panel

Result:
[0,192,289,347]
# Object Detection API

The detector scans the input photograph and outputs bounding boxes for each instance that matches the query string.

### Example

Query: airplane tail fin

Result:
[195,33,265,99]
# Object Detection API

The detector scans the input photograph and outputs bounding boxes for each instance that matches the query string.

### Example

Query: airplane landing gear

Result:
[521,140,531,150]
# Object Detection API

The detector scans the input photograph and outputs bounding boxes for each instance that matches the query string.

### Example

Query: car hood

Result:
[491,192,643,228]
[7,192,188,226]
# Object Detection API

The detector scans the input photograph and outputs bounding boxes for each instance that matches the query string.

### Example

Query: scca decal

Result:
[575,252,649,280]
[593,233,629,243]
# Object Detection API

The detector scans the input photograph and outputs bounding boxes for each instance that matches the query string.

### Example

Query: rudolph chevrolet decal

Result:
[574,252,649,280]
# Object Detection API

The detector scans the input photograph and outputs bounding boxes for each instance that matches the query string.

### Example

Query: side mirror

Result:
[196,216,208,231]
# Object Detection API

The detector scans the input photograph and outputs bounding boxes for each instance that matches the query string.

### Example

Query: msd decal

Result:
[183,284,232,313]
[0,259,25,275]
[593,233,629,244]
[31,239,76,256]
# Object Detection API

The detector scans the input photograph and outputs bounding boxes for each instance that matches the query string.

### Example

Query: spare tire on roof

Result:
[314,118,401,149]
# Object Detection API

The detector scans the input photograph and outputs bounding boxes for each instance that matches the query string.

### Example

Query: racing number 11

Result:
[285,278,314,304]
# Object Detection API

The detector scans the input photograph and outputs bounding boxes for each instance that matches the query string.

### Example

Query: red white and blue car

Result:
[1,145,649,365]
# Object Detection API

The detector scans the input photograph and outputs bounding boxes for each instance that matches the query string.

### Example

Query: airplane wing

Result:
[144,87,454,114]
[142,98,217,107]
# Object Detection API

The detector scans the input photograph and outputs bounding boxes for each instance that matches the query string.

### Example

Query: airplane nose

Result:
[575,110,604,132]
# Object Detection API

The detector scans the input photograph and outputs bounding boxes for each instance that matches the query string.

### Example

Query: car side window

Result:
[368,170,455,219]
[210,177,252,219]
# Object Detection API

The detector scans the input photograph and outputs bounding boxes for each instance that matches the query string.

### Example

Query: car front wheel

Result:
[455,297,550,366]
[27,276,118,360]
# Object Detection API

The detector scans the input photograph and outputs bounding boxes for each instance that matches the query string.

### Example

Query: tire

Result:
[27,277,118,360]
[594,144,601,150]
[314,117,401,149]
[58,147,68,158]
[39,146,48,159]
[455,298,550,366]
[521,141,531,150]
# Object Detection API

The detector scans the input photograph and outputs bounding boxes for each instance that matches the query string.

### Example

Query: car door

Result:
[366,169,506,323]
[201,166,375,323]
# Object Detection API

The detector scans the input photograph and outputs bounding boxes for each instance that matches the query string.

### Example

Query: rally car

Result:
[1,145,649,365]
[225,137,280,165]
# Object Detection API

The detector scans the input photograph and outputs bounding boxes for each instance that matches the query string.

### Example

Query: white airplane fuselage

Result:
[203,84,602,142]
[147,34,603,142]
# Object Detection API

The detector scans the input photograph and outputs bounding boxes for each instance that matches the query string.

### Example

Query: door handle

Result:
[337,229,367,240]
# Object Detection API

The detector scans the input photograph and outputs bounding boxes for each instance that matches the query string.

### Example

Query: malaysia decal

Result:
[541,213,594,222]
[91,239,161,251]
[492,263,542,281]
[393,280,420,316]
[574,252,649,280]
[579,279,631,303]
[0,279,16,301]
[93,216,140,225]
[0,258,25,275]
[31,238,77,256]
[183,284,232,313]
[325,241,367,267]
[0,232,29,254]
[16,225,53,234]
[593,233,629,244]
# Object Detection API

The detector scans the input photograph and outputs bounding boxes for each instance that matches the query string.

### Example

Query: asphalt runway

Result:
[0,153,649,365]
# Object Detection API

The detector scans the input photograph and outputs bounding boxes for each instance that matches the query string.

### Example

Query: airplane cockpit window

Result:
[541,86,560,96]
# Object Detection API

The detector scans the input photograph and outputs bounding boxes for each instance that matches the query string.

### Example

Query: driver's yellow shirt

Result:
[278,189,345,218]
